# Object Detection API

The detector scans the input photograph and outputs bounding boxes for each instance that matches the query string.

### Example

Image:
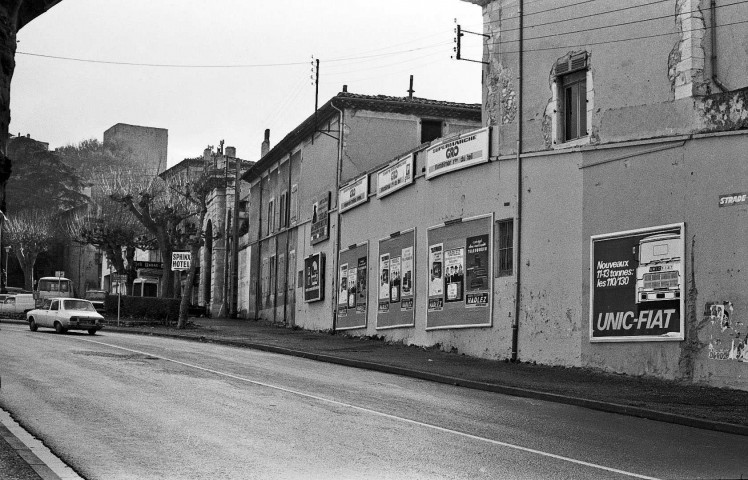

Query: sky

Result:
[10,0,484,168]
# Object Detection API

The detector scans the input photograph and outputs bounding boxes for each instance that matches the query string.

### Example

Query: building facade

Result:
[241,92,482,329]
[103,123,169,176]
[443,0,748,389]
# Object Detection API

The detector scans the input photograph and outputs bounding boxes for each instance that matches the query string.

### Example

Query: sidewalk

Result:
[99,316,748,436]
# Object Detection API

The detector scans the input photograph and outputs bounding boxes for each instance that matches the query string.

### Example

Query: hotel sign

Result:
[425,127,489,180]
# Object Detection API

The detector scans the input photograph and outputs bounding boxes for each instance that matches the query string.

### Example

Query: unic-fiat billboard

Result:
[590,223,685,342]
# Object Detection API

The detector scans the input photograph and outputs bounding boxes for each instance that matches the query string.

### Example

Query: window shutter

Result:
[554,52,587,76]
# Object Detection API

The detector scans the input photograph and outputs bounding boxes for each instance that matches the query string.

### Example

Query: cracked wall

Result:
[698,87,748,131]
[668,0,708,99]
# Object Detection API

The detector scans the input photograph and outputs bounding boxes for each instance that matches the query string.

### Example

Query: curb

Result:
[110,328,748,438]
[0,416,63,480]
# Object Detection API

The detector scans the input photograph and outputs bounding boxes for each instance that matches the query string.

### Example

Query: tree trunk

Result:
[177,241,200,329]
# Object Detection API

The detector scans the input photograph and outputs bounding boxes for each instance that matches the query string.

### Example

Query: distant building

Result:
[103,123,168,175]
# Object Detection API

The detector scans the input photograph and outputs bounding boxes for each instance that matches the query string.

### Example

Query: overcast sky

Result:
[10,0,483,167]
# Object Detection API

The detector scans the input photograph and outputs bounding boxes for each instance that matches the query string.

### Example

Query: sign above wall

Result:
[377,153,414,198]
[425,127,490,180]
[339,175,369,213]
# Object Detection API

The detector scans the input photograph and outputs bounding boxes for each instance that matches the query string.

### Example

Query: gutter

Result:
[711,0,729,92]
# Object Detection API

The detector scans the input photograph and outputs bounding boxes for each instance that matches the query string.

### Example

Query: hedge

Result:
[104,295,180,322]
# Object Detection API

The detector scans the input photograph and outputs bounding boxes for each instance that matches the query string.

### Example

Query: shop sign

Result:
[304,252,325,302]
[134,261,163,269]
[377,154,414,198]
[425,127,489,180]
[339,175,368,213]
[590,223,684,342]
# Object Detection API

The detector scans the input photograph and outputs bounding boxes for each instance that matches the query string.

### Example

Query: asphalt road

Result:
[1,324,747,480]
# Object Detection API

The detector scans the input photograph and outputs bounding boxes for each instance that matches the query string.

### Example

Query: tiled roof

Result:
[243,91,481,182]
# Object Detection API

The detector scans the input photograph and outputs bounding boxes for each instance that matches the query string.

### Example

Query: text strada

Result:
[595,260,634,288]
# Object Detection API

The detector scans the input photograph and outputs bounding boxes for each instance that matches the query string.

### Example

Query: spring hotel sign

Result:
[425,127,489,180]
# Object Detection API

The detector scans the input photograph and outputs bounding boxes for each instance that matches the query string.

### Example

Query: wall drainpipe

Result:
[711,0,729,92]
[511,0,524,362]
[330,99,344,331]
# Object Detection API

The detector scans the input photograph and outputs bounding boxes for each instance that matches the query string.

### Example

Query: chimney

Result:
[225,146,236,158]
[342,85,348,92]
[261,129,270,158]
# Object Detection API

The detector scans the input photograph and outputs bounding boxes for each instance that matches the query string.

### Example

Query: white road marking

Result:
[72,335,661,480]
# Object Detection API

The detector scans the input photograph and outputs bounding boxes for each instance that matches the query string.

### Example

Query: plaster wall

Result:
[339,148,583,365]
[581,132,748,389]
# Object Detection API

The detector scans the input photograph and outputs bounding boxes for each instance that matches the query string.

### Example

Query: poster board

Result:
[303,252,325,302]
[589,223,685,342]
[310,191,331,245]
[377,153,414,198]
[376,229,416,329]
[426,214,492,330]
[339,175,369,213]
[337,241,368,330]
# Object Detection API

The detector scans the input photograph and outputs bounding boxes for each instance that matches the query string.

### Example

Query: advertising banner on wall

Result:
[337,242,368,330]
[590,223,685,342]
[466,235,490,308]
[377,154,414,198]
[303,252,325,302]
[310,191,331,245]
[377,229,416,329]
[427,214,493,329]
[339,175,369,213]
[425,127,489,180]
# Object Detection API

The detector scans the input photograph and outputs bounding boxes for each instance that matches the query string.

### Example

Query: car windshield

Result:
[63,300,96,312]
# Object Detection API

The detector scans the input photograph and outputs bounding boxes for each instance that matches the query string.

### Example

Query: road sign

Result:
[172,251,191,271]
[55,271,65,278]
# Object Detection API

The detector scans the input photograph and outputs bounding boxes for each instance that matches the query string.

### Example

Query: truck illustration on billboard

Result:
[635,232,682,304]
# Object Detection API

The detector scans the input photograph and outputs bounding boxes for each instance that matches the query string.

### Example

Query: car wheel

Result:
[88,328,97,335]
[54,322,67,334]
[28,318,38,332]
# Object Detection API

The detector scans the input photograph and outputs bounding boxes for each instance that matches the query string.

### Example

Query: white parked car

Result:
[27,298,104,335]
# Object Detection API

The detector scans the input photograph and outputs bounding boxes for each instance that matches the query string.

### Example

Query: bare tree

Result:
[65,200,153,294]
[100,168,193,299]
[4,209,56,290]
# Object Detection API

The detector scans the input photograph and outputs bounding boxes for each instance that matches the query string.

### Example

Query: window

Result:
[421,119,443,144]
[554,52,589,144]
[267,199,275,234]
[279,191,288,228]
[496,219,514,277]
[289,184,298,225]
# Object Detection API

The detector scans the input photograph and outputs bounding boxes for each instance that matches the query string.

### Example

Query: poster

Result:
[347,266,357,308]
[303,253,324,302]
[356,256,367,313]
[379,254,390,301]
[590,224,684,342]
[401,247,413,298]
[444,248,464,303]
[310,192,330,245]
[338,263,348,316]
[428,243,443,297]
[389,256,401,303]
[466,235,489,307]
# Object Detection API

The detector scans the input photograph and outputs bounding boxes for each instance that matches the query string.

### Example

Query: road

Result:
[0,324,746,480]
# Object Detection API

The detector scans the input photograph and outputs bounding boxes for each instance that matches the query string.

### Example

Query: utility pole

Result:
[230,155,240,318]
